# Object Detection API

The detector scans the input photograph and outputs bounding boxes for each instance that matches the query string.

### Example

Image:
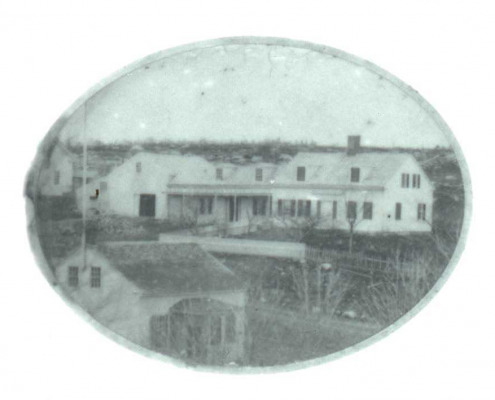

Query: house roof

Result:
[96,242,245,296]
[276,152,415,187]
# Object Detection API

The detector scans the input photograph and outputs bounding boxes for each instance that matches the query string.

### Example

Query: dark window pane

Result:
[395,203,402,220]
[363,202,373,220]
[305,200,311,217]
[350,168,360,183]
[297,167,305,181]
[347,201,357,220]
[297,200,304,217]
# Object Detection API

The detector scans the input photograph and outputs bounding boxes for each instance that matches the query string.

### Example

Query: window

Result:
[305,200,311,217]
[136,162,142,173]
[253,197,267,216]
[297,166,305,182]
[199,197,213,215]
[350,167,360,183]
[54,170,60,185]
[290,200,296,217]
[277,199,283,216]
[68,266,78,287]
[346,201,357,220]
[297,200,304,217]
[225,313,236,343]
[316,201,322,219]
[363,202,373,220]
[332,200,338,220]
[417,203,426,220]
[412,174,421,188]
[210,315,222,346]
[395,203,402,220]
[216,168,223,180]
[90,267,101,288]
[255,168,263,182]
[401,173,410,188]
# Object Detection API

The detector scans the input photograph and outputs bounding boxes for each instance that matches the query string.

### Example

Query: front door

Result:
[139,194,156,217]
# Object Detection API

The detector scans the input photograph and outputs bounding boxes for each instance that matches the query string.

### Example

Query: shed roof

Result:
[96,242,245,296]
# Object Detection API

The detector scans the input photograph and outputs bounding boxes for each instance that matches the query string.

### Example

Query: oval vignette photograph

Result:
[25,37,471,370]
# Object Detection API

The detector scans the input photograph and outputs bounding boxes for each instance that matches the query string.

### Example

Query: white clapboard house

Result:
[77,136,434,233]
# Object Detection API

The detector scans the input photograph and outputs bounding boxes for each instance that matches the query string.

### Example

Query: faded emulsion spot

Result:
[26,37,470,371]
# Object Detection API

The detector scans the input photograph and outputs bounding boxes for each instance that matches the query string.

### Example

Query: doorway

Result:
[139,194,156,217]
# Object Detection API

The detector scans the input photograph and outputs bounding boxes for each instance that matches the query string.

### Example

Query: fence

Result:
[305,246,412,276]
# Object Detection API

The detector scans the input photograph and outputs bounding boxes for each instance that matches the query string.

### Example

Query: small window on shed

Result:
[68,266,78,287]
[255,168,263,181]
[90,267,101,288]
[297,166,306,182]
[350,167,360,183]
[136,162,142,173]
[216,168,223,180]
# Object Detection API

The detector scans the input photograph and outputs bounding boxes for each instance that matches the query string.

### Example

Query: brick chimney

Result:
[347,135,361,156]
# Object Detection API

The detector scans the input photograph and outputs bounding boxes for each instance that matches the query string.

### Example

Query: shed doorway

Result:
[139,194,156,217]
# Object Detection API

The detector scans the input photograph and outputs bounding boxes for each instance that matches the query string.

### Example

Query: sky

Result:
[59,43,450,148]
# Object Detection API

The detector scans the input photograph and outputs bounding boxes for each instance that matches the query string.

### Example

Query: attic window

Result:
[401,173,410,188]
[412,174,421,188]
[255,168,263,181]
[216,168,223,180]
[297,166,305,181]
[350,167,360,183]
[136,162,142,173]
[91,267,101,288]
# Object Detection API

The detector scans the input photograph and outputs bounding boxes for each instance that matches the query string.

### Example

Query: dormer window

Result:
[401,173,410,188]
[136,162,142,173]
[350,167,360,183]
[216,168,223,180]
[297,166,305,181]
[255,168,263,182]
